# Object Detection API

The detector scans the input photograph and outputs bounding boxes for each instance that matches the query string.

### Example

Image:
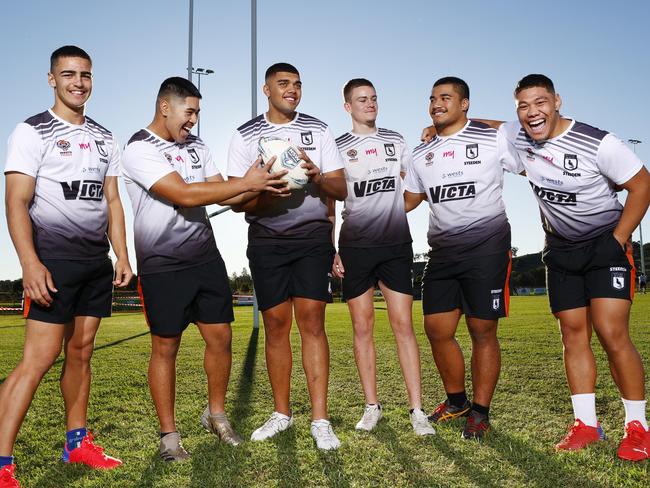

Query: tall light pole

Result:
[628,138,645,276]
[191,68,214,137]
[187,0,194,82]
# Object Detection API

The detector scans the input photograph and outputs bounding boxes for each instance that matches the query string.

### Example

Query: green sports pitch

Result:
[1,295,648,487]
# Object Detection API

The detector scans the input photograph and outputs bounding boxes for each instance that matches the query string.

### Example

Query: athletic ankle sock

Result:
[66,427,87,451]
[160,431,176,439]
[622,398,649,430]
[447,391,468,408]
[0,456,14,468]
[570,393,598,427]
[471,402,490,417]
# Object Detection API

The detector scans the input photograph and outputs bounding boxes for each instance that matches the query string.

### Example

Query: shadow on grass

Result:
[377,421,439,487]
[32,459,92,488]
[488,430,604,488]
[189,438,247,488]
[231,326,259,426]
[275,427,304,487]
[137,451,171,488]
[318,444,350,488]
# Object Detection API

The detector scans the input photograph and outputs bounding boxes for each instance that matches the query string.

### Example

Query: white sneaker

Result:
[250,412,294,441]
[355,404,383,431]
[311,419,341,450]
[410,408,436,436]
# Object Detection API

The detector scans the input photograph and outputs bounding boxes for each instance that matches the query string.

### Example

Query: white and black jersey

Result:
[405,121,521,261]
[121,129,219,275]
[500,120,644,247]
[227,112,344,245]
[335,128,411,247]
[4,110,120,260]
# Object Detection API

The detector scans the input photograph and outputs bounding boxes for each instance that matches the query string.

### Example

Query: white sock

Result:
[622,398,648,430]
[571,393,598,427]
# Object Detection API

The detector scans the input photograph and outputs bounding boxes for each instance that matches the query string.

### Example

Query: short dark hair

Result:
[50,45,92,71]
[433,76,470,100]
[515,74,555,95]
[157,77,202,100]
[265,63,299,81]
[342,78,375,102]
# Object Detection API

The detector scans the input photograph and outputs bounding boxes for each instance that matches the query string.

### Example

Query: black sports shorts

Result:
[422,250,512,320]
[138,257,234,337]
[339,243,413,300]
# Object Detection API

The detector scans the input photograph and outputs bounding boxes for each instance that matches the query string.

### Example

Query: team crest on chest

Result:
[187,148,200,164]
[425,152,434,166]
[301,131,313,146]
[563,154,578,171]
[347,149,358,163]
[95,140,108,157]
[466,143,479,159]
[384,143,396,157]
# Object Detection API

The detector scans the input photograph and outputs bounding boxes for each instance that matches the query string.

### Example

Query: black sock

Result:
[160,431,176,439]
[471,402,490,417]
[447,391,468,408]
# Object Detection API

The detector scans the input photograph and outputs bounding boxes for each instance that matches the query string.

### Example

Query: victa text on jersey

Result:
[353,176,396,197]
[429,182,477,204]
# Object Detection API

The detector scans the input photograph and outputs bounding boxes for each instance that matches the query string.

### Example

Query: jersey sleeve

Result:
[403,157,425,194]
[106,136,121,177]
[497,127,524,174]
[203,144,220,178]
[400,139,413,174]
[597,134,644,185]
[4,123,42,177]
[121,141,175,190]
[226,131,252,178]
[320,128,345,173]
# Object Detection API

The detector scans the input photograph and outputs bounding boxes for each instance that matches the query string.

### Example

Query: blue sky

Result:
[1,0,649,279]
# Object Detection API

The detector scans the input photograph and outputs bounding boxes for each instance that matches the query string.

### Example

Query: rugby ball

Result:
[258,136,309,190]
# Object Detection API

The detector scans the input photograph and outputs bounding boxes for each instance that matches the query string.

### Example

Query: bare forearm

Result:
[220,190,261,207]
[315,174,347,200]
[6,202,40,266]
[107,199,129,260]
[162,178,251,208]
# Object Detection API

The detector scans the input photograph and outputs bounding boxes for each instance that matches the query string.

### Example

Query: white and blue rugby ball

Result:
[258,136,309,190]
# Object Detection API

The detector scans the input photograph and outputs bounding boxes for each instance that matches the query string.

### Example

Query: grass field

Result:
[1,295,649,487]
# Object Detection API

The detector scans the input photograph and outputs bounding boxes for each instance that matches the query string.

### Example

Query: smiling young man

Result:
[500,74,650,460]
[332,78,434,436]
[404,77,522,440]
[227,63,347,450]
[1,45,133,487]
[121,77,286,461]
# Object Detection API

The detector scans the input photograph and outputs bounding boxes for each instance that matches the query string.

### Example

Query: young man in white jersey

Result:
[121,77,287,461]
[332,78,434,436]
[1,46,133,487]
[500,74,650,460]
[227,63,347,450]
[404,77,521,440]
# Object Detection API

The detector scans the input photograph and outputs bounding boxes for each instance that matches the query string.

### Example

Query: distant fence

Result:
[514,287,547,296]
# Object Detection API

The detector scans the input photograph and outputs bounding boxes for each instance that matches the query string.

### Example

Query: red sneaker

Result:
[0,464,20,488]
[555,419,605,451]
[617,420,650,461]
[63,432,122,469]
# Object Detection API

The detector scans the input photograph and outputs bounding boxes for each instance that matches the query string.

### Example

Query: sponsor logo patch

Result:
[95,140,109,157]
[301,131,313,146]
[443,150,455,158]
[188,148,200,164]
[564,154,578,171]
[366,148,377,156]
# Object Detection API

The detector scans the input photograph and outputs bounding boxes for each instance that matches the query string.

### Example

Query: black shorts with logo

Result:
[422,250,512,320]
[138,257,234,337]
[247,242,335,311]
[542,231,635,313]
[25,258,114,324]
[339,243,413,300]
